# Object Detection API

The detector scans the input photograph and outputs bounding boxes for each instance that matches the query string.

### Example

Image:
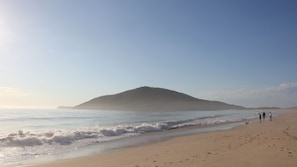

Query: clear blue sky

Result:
[0,0,297,108]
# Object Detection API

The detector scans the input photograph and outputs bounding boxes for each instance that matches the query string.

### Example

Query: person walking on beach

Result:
[259,113,262,123]
[269,112,272,121]
[262,112,266,121]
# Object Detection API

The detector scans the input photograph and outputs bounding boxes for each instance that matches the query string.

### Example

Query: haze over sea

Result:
[1,0,297,110]
[0,108,276,166]
[0,1,296,166]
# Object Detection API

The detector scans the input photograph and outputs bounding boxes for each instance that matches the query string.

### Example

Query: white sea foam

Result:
[0,108,266,166]
[0,116,249,148]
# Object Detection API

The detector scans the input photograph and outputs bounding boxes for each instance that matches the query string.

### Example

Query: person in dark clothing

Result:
[259,113,262,123]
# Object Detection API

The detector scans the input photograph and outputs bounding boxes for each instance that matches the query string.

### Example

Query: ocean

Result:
[0,108,273,166]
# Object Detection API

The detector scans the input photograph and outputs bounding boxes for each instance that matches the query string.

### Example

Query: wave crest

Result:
[0,116,245,147]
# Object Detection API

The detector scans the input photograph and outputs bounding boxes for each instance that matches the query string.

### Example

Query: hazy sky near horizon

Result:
[0,0,297,108]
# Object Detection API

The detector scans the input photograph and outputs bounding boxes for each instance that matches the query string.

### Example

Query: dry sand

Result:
[30,109,297,167]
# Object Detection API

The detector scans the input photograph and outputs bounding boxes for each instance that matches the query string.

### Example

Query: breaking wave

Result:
[0,115,246,148]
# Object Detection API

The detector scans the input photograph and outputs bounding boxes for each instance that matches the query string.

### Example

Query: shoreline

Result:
[28,109,297,167]
[0,109,260,167]
[21,119,249,167]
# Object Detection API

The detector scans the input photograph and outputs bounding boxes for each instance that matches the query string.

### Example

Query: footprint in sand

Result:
[288,151,294,157]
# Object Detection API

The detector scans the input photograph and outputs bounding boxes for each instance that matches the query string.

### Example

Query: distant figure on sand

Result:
[263,112,266,121]
[269,112,272,121]
[259,113,262,123]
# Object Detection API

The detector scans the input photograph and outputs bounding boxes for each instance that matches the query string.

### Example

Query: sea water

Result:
[0,108,273,166]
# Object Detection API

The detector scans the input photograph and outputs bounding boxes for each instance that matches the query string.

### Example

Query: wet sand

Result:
[30,109,297,167]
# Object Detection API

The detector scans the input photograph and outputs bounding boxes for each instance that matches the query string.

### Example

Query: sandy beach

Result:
[30,109,297,167]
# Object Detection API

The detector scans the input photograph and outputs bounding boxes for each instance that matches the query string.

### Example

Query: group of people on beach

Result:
[258,111,272,123]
